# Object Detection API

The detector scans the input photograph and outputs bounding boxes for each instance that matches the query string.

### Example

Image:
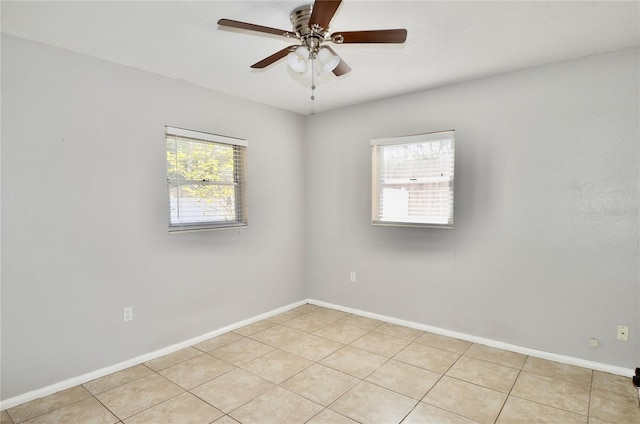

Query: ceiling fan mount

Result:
[217,0,407,77]
[290,4,328,60]
[290,5,316,38]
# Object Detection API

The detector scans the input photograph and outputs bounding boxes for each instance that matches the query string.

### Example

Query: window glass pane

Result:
[169,184,237,224]
[165,128,247,231]
[381,140,453,182]
[380,183,451,224]
[167,137,234,183]
[372,131,454,228]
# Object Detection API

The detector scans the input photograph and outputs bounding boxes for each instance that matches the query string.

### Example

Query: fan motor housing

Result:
[290,5,315,37]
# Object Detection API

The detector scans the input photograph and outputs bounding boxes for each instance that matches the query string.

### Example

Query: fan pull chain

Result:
[311,58,316,101]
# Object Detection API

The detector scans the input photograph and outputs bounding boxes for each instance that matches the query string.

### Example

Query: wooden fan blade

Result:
[331,29,407,44]
[325,46,351,76]
[218,19,298,39]
[250,47,292,69]
[309,0,342,31]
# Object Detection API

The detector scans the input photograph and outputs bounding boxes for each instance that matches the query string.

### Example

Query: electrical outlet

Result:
[617,325,629,341]
[350,271,356,282]
[123,307,133,322]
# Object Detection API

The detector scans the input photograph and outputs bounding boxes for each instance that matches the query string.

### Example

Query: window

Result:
[371,130,455,228]
[165,126,247,232]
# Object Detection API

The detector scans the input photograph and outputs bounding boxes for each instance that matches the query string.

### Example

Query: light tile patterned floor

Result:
[3,304,640,424]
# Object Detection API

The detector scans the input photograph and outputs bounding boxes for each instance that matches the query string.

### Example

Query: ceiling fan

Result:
[217,0,407,79]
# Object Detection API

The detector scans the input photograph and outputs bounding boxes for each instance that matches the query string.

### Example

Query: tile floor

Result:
[3,304,640,424]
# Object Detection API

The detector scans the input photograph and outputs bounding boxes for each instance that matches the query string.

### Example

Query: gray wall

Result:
[1,35,307,399]
[305,48,639,368]
[2,34,638,402]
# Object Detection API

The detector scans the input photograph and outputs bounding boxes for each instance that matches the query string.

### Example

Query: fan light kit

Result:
[218,0,407,100]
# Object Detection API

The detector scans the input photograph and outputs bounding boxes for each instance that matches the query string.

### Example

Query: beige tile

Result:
[314,321,370,344]
[292,303,321,313]
[159,354,235,389]
[306,408,359,424]
[213,416,241,424]
[330,381,417,424]
[95,373,184,419]
[403,402,480,424]
[351,331,411,357]
[423,376,507,424]
[588,417,621,424]
[415,332,472,354]
[242,349,313,384]
[143,347,202,371]
[249,325,306,349]
[21,397,118,424]
[232,319,276,336]
[83,365,154,395]
[394,342,460,374]
[589,387,640,423]
[511,371,590,415]
[210,337,275,366]
[374,322,424,341]
[365,359,441,399]
[320,346,388,379]
[191,368,274,414]
[281,313,337,333]
[7,386,92,423]
[281,364,359,406]
[309,308,350,321]
[265,309,303,324]
[1,411,14,424]
[193,332,244,353]
[523,357,592,387]
[124,392,223,424]
[281,333,343,362]
[464,344,527,369]
[338,314,384,330]
[446,355,519,393]
[592,370,639,397]
[496,396,587,424]
[229,387,323,424]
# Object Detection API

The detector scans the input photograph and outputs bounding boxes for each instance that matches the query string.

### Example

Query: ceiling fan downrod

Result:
[217,0,407,101]
[290,5,327,101]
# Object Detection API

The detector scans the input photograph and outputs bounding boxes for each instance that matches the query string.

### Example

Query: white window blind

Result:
[166,126,248,232]
[371,130,455,228]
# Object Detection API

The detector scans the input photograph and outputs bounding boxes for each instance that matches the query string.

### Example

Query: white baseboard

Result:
[308,298,635,377]
[2,297,634,411]
[0,299,307,411]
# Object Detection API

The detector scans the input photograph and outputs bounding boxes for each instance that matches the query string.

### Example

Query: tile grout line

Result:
[90,391,122,423]
[120,372,187,422]
[206,309,353,421]
[505,393,591,420]
[508,365,593,420]
[221,309,339,421]
[587,366,594,421]
[416,341,482,423]
[493,357,527,424]
[7,390,96,424]
[7,305,638,423]
[392,333,475,422]
[292,318,412,423]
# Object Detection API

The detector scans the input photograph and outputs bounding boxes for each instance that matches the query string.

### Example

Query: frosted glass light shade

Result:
[287,46,309,73]
[317,47,340,74]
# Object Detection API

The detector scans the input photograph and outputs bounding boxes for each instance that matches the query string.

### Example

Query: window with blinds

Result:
[371,130,455,228]
[165,126,248,232]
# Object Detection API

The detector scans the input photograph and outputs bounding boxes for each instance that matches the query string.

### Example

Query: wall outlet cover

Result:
[616,325,629,341]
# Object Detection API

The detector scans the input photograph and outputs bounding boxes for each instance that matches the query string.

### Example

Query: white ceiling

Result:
[2,1,639,115]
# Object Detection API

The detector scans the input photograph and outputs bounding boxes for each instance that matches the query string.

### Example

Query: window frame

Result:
[165,126,248,233]
[371,130,455,229]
